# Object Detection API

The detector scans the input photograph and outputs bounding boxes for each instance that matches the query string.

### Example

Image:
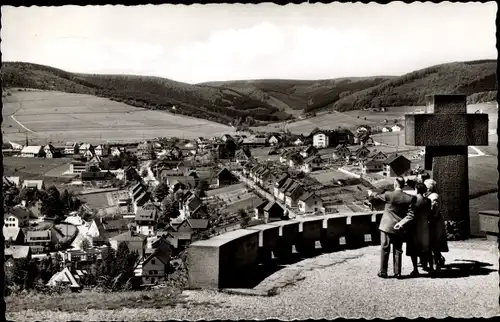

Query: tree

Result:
[195,180,209,198]
[238,209,251,228]
[80,238,91,251]
[158,196,180,228]
[141,168,149,178]
[41,186,65,220]
[154,182,170,202]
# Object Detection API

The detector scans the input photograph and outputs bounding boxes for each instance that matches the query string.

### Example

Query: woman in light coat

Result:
[424,179,448,270]
[405,182,432,276]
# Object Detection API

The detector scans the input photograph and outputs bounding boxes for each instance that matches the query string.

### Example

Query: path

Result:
[11,239,498,321]
[233,171,298,219]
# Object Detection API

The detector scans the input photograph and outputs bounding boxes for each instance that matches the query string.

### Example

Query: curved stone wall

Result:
[188,211,383,289]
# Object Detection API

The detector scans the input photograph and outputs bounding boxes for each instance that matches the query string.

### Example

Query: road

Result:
[233,170,298,219]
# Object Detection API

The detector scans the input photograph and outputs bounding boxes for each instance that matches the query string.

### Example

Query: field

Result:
[2,90,238,145]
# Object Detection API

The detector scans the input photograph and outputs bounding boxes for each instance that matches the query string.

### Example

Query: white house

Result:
[64,142,79,155]
[268,135,280,146]
[391,124,403,132]
[4,205,30,228]
[381,127,392,133]
[301,155,323,173]
[134,245,171,285]
[94,144,109,157]
[312,131,329,149]
[21,146,44,158]
[297,192,323,214]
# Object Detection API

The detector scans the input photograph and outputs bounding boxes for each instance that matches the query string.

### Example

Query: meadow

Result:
[2,90,237,145]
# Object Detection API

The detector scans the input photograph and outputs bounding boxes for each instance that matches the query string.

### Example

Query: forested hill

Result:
[331,59,497,112]
[1,62,293,125]
[2,60,496,125]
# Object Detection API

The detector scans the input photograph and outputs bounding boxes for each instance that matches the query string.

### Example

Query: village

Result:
[3,122,424,291]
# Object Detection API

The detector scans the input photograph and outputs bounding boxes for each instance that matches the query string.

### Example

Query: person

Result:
[368,177,416,279]
[424,179,448,271]
[404,182,432,276]
[418,172,431,184]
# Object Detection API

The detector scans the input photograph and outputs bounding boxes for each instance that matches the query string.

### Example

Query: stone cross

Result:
[405,94,489,239]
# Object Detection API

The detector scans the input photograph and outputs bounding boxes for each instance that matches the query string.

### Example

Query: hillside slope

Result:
[1,62,292,125]
[332,60,497,111]
[202,77,393,112]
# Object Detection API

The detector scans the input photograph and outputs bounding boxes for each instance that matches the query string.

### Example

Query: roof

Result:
[276,173,289,186]
[110,231,147,243]
[280,178,295,192]
[365,159,385,166]
[263,201,283,212]
[21,146,43,154]
[255,199,269,210]
[81,171,116,181]
[5,205,30,220]
[285,182,302,197]
[26,229,51,239]
[144,247,171,266]
[5,245,31,259]
[135,206,158,222]
[303,155,321,164]
[3,226,23,241]
[47,267,80,288]
[383,154,409,165]
[187,219,209,229]
[170,231,193,240]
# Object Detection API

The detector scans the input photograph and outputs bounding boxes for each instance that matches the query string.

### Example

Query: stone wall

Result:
[188,211,383,289]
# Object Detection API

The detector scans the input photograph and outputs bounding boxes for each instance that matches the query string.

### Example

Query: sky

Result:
[1,2,497,84]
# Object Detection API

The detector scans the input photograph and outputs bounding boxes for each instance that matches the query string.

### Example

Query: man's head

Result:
[394,177,405,189]
[415,182,428,195]
[419,172,431,183]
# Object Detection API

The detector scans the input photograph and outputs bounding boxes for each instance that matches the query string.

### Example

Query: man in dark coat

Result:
[368,177,416,278]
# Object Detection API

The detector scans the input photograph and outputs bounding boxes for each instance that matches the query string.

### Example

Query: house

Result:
[364,137,375,147]
[179,194,204,219]
[21,145,45,158]
[135,242,172,285]
[297,192,323,214]
[47,267,83,290]
[4,205,30,228]
[336,128,355,145]
[350,145,371,160]
[4,227,26,245]
[288,153,303,168]
[301,155,323,173]
[135,204,159,236]
[235,149,252,164]
[70,160,87,174]
[64,142,80,155]
[165,176,196,192]
[137,141,155,160]
[277,178,295,202]
[94,144,109,157]
[78,143,93,155]
[43,144,56,158]
[26,229,56,254]
[367,150,388,162]
[109,230,147,257]
[81,171,116,182]
[356,125,371,134]
[175,218,209,234]
[86,154,102,169]
[300,145,318,158]
[381,126,392,133]
[391,124,403,132]
[361,159,385,174]
[214,168,238,188]
[263,202,285,222]
[383,154,411,177]
[284,182,305,208]
[130,182,150,206]
[87,217,132,244]
[312,131,330,149]
[267,134,281,146]
[273,173,290,198]
[82,149,95,160]
[293,135,305,146]
[254,200,269,220]
[252,165,272,186]
[110,146,123,157]
[5,245,31,261]
[332,144,351,161]
[22,180,45,190]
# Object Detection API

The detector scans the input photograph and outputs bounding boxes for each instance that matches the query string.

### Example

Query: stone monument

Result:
[405,94,489,239]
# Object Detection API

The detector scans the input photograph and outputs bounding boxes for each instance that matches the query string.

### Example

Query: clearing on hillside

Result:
[2,90,238,145]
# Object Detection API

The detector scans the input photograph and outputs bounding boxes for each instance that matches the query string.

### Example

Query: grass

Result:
[2,90,239,145]
[6,287,183,313]
[3,156,71,176]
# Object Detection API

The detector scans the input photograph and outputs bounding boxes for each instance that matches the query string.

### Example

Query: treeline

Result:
[332,60,497,111]
[2,62,291,125]
[467,90,497,104]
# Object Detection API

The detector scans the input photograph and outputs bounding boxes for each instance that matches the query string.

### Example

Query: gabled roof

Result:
[187,219,209,229]
[110,230,147,243]
[3,227,24,242]
[279,178,295,192]
[81,171,116,181]
[263,201,283,213]
[255,199,269,210]
[21,146,43,154]
[47,267,80,288]
[303,145,317,153]
[365,159,385,166]
[135,206,158,222]
[5,205,30,220]
[275,173,290,186]
[383,154,409,165]
[285,182,303,197]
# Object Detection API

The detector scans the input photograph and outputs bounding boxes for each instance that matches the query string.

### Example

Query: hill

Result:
[332,59,497,111]
[201,77,393,113]
[1,62,293,125]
